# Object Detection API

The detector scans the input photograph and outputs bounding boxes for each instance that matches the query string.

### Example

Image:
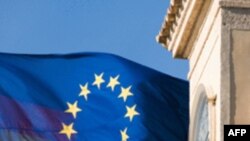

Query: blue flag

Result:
[0,53,188,141]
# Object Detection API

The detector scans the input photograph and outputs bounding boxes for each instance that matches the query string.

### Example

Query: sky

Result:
[0,0,188,79]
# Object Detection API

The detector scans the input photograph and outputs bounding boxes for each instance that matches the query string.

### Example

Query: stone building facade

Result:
[156,0,250,141]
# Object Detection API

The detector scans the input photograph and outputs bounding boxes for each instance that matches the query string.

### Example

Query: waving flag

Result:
[0,53,188,141]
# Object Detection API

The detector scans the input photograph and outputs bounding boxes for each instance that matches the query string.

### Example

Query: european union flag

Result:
[0,53,188,141]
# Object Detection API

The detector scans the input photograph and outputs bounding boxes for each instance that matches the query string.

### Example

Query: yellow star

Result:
[79,83,91,101]
[118,86,133,102]
[107,75,120,91]
[125,104,140,122]
[65,101,82,119]
[59,123,77,140]
[92,73,105,89]
[120,128,129,141]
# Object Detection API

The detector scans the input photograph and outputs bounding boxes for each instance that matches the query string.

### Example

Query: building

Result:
[156,0,250,141]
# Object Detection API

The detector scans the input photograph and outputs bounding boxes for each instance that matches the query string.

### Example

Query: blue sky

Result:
[0,0,188,79]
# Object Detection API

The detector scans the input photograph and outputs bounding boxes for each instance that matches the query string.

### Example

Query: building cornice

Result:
[156,0,250,59]
[156,0,185,53]
[156,0,211,58]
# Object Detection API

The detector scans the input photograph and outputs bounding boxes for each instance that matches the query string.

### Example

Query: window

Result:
[191,85,210,141]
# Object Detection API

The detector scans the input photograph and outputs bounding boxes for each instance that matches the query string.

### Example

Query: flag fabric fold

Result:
[0,53,188,141]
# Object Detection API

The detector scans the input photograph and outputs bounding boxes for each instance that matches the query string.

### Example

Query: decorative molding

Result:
[156,0,211,58]
[156,0,185,48]
[222,8,250,30]
[208,95,217,106]
[156,0,250,58]
[220,0,250,8]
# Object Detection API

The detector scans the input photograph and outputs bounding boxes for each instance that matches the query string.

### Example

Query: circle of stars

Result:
[59,72,140,141]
